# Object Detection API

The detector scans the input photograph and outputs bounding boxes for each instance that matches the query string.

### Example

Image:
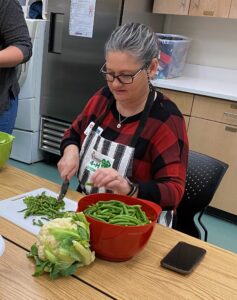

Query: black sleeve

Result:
[0,0,32,63]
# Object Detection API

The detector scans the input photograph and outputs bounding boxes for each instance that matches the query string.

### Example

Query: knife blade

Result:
[57,180,70,202]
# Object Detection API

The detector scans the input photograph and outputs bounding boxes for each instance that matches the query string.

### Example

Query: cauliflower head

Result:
[27,212,95,279]
[37,217,77,261]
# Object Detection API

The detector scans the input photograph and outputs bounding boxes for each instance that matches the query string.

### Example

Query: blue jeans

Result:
[0,94,18,134]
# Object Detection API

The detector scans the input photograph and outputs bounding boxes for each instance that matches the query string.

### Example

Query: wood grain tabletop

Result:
[1,165,237,299]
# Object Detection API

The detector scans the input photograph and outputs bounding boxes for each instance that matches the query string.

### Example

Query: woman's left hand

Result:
[91,168,131,195]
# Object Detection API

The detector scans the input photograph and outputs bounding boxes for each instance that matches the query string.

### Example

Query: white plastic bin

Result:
[157,34,191,79]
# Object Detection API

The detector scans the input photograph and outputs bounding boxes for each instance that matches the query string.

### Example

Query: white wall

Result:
[122,0,165,32]
[162,15,237,70]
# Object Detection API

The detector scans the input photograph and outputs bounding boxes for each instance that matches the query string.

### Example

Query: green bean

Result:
[19,192,66,223]
[134,206,144,220]
[110,215,141,223]
[99,208,109,214]
[84,200,150,226]
[109,220,139,226]
[109,221,138,226]
[120,202,128,215]
[33,219,44,227]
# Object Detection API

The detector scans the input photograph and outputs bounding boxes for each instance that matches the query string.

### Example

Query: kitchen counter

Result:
[152,64,237,102]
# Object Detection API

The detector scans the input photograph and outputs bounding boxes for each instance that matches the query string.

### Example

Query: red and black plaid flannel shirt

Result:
[61,86,189,210]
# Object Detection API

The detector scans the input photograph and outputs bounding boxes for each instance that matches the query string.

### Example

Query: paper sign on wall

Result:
[69,0,96,38]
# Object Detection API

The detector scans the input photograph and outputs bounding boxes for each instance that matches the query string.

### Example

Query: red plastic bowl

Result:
[77,193,162,262]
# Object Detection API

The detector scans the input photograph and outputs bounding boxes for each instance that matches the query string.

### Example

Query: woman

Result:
[58,23,189,226]
[0,0,32,134]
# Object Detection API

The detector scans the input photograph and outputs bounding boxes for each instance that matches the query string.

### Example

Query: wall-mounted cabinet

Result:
[189,0,232,18]
[153,0,190,15]
[229,0,237,18]
[153,0,236,18]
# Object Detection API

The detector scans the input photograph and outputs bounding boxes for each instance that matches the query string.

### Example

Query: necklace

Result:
[117,112,129,129]
[116,91,156,129]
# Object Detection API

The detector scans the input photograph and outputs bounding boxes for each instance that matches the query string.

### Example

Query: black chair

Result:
[173,150,228,241]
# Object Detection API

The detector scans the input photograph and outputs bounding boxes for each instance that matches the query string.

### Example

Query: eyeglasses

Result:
[100,63,147,84]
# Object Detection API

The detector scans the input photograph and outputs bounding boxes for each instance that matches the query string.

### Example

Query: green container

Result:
[0,132,15,168]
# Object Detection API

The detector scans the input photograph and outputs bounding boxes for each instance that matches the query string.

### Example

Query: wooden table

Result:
[1,165,237,300]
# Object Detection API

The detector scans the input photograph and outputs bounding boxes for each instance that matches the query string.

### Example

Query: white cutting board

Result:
[0,188,78,235]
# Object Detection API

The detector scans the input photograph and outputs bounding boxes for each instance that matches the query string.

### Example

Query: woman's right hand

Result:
[57,145,80,181]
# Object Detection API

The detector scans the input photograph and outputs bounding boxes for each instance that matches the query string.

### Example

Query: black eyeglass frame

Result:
[100,63,148,84]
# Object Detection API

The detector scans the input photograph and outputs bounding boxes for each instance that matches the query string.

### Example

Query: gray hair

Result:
[105,22,159,66]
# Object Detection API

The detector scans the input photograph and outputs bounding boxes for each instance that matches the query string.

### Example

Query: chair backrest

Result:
[175,150,229,239]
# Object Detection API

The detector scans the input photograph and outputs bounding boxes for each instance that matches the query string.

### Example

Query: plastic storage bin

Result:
[157,34,191,79]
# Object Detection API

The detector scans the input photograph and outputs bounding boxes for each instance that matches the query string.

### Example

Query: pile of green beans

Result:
[84,200,150,226]
[19,192,65,220]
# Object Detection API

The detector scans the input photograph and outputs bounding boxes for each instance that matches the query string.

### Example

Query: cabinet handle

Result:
[203,10,214,16]
[224,112,237,120]
[230,104,237,110]
[225,126,237,133]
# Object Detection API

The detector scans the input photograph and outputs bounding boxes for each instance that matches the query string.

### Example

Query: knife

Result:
[57,180,70,202]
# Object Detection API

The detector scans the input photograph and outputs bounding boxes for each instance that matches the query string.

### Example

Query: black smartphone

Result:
[160,241,206,275]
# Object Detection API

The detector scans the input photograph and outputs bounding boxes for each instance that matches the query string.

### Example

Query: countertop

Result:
[152,64,237,102]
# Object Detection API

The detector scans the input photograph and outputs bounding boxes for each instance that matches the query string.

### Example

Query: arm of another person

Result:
[0,46,25,67]
[0,0,32,67]
[136,116,189,210]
